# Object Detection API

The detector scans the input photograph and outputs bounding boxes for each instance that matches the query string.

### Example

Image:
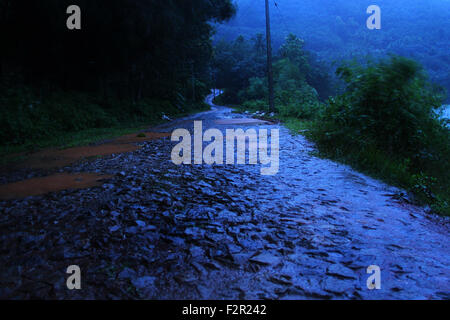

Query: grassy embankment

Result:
[215,57,450,216]
[0,89,210,165]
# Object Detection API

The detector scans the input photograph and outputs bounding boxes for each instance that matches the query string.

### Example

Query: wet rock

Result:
[227,243,242,254]
[118,268,137,280]
[189,245,204,258]
[144,224,157,231]
[326,264,357,280]
[197,180,213,189]
[125,226,139,234]
[268,276,292,286]
[250,253,281,266]
[195,284,212,299]
[322,277,356,296]
[213,256,239,269]
[202,261,221,270]
[109,225,120,232]
[132,276,156,290]
[135,220,146,228]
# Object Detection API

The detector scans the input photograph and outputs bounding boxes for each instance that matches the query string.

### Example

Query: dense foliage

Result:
[215,0,450,102]
[219,39,450,213]
[0,0,235,146]
[312,57,449,215]
[213,33,331,113]
[212,1,449,215]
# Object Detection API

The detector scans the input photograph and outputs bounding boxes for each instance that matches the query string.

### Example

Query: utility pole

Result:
[265,0,275,112]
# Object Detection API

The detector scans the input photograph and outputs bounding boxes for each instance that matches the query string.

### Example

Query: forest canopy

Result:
[0,0,235,145]
[1,0,235,100]
[214,0,450,102]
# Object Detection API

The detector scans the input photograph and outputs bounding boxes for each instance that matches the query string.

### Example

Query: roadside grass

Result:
[286,117,449,216]
[0,125,146,157]
[0,102,210,166]
[229,102,449,216]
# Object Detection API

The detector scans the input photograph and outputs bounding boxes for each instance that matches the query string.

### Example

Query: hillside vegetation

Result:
[215,0,450,102]
[213,31,449,215]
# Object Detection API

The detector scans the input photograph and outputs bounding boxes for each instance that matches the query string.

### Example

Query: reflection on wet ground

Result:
[0,173,113,200]
[0,94,448,299]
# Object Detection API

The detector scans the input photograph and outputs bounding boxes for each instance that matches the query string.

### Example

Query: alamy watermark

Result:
[367,265,381,290]
[66,5,81,30]
[171,121,279,175]
[66,265,81,290]
[367,5,381,30]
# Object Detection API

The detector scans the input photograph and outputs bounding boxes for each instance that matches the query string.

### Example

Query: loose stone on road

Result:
[0,92,449,299]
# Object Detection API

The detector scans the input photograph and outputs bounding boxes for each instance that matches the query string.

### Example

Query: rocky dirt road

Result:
[0,93,449,299]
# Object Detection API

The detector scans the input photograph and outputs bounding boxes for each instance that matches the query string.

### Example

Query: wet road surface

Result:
[0,93,449,299]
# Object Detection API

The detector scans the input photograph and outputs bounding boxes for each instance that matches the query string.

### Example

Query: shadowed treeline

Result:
[212,2,450,215]
[0,0,235,146]
[215,0,450,101]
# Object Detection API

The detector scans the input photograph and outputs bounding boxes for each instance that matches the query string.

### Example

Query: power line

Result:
[273,0,292,38]
[234,0,256,36]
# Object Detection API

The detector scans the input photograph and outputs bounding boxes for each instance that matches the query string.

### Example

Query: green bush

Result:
[311,56,449,215]
[275,84,323,119]
[241,99,268,111]
[239,77,267,102]
[0,84,182,147]
[237,46,324,119]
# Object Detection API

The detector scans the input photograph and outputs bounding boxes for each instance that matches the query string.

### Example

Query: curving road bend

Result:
[0,91,448,299]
